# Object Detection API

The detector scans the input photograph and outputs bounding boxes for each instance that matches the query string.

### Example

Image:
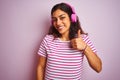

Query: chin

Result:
[58,30,64,34]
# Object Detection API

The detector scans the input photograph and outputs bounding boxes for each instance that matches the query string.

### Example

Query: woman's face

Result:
[52,9,71,36]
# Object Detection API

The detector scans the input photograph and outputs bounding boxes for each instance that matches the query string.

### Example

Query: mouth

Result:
[56,26,64,31]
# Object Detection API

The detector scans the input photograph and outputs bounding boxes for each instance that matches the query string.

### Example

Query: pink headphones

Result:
[65,3,77,23]
[51,3,77,24]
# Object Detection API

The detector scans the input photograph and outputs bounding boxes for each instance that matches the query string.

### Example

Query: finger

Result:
[77,29,81,38]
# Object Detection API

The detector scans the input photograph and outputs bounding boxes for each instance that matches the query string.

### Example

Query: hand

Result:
[71,30,87,51]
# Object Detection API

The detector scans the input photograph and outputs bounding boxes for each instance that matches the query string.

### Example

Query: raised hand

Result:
[71,30,87,51]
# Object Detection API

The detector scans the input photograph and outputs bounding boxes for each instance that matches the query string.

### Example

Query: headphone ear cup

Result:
[71,14,77,22]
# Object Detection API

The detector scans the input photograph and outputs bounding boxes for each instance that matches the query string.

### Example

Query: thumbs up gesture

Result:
[71,30,87,51]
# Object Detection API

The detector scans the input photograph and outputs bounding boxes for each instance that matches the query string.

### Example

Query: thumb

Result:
[77,29,81,37]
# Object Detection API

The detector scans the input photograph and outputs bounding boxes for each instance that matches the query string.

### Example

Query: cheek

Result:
[53,23,58,30]
[65,20,71,27]
[64,17,71,25]
[53,22,55,26]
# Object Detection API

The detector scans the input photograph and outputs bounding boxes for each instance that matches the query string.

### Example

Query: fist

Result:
[71,30,87,51]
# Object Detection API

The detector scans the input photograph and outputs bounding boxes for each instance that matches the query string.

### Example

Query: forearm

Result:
[84,45,102,73]
[37,65,45,80]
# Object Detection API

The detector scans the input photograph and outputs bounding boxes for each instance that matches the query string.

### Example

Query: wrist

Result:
[83,44,87,52]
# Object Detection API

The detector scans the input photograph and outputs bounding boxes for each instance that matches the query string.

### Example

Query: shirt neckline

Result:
[57,38,70,43]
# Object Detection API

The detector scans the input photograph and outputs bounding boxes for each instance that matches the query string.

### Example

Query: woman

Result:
[37,2,102,80]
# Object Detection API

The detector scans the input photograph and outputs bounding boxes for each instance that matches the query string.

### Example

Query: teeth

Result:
[57,26,64,30]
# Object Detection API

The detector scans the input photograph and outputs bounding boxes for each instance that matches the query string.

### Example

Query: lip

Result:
[57,26,64,31]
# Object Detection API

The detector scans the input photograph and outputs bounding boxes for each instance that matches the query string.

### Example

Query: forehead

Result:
[52,9,68,17]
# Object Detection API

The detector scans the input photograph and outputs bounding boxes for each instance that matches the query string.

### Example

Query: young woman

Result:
[37,2,102,80]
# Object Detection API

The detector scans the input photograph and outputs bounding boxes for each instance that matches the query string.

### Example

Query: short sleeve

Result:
[82,35,97,53]
[37,35,48,57]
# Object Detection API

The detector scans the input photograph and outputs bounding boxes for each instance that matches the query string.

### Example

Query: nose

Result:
[56,19,62,25]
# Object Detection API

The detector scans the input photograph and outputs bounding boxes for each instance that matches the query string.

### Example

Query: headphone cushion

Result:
[71,14,77,22]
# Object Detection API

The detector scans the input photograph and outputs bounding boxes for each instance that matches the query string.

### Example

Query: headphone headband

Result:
[64,3,77,22]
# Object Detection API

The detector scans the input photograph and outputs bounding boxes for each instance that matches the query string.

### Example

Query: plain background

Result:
[0,0,120,80]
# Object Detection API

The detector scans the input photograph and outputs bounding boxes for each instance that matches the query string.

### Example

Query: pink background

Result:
[0,0,120,80]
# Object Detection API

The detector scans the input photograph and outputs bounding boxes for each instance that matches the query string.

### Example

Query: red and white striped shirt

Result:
[38,35,97,80]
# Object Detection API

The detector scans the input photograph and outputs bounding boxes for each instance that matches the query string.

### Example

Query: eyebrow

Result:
[52,14,66,19]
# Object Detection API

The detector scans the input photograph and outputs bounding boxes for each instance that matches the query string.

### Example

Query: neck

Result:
[60,34,69,41]
[59,31,70,41]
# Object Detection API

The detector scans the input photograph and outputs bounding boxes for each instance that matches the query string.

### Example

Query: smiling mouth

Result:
[57,26,64,31]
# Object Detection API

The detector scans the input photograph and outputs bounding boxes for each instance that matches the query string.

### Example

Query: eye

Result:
[60,17,65,20]
[52,18,57,22]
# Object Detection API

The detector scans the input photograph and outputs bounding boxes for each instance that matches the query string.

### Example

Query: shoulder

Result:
[43,34,55,42]
[81,34,91,43]
[81,34,88,39]
[44,34,54,39]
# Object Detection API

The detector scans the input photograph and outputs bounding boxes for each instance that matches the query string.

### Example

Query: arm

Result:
[71,30,102,73]
[84,45,102,73]
[37,56,46,80]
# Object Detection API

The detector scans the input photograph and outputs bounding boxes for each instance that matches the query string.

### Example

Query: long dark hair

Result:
[48,2,87,40]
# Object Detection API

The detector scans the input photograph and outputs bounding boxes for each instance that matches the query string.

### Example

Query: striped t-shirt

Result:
[38,34,97,80]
